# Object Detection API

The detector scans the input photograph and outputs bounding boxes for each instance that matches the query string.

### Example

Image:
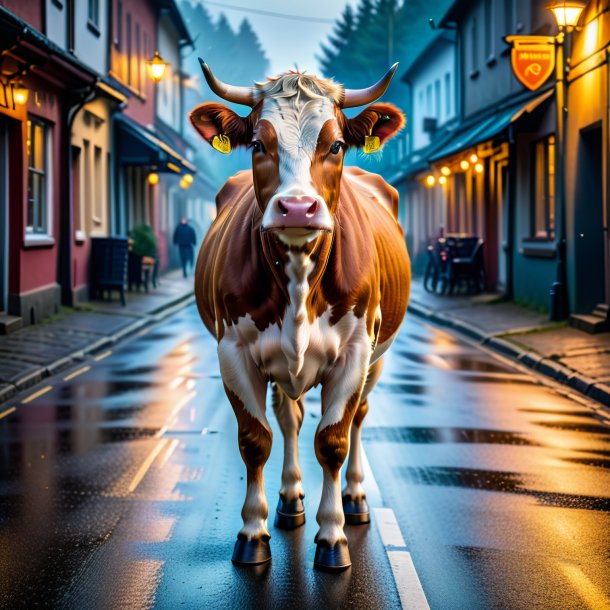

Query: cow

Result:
[190,60,411,572]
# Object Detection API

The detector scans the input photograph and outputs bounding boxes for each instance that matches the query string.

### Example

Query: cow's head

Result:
[190,61,405,247]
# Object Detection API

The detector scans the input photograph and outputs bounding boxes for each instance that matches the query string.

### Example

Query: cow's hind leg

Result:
[343,356,384,525]
[271,383,305,529]
[219,340,272,565]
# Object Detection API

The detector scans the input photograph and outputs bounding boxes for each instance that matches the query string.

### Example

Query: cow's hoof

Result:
[275,496,305,530]
[342,495,370,525]
[231,535,271,566]
[314,540,351,572]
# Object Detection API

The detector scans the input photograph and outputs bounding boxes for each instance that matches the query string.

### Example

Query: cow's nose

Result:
[276,197,318,220]
[263,194,332,234]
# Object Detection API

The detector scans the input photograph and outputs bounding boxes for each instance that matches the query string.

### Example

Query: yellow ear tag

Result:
[212,134,231,154]
[364,135,380,154]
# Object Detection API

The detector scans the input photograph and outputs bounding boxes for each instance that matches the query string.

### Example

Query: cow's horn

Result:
[341,63,399,108]
[199,58,254,107]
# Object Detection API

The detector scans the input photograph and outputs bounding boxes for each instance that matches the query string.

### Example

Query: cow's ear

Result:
[343,103,405,149]
[189,102,252,152]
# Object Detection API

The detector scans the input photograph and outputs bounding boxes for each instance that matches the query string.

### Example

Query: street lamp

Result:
[546,1,585,320]
[546,1,586,30]
[146,51,169,83]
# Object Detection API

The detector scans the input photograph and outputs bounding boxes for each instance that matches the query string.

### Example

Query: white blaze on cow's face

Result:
[254,82,343,246]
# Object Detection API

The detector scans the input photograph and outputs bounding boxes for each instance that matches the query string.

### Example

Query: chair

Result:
[447,237,485,295]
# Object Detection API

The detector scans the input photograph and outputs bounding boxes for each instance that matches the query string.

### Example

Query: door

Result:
[0,121,8,312]
[574,124,604,312]
[496,160,509,292]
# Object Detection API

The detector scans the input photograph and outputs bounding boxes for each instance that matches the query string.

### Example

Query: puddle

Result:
[395,466,610,512]
[363,427,540,446]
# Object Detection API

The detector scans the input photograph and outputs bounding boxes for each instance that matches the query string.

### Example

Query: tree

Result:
[318,4,356,83]
[236,18,269,82]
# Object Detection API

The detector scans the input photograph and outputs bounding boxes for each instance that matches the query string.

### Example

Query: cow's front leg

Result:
[271,383,305,529]
[219,339,272,566]
[343,356,384,524]
[314,340,370,571]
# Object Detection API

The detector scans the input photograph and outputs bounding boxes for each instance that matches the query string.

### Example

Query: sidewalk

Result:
[0,269,195,405]
[408,280,610,409]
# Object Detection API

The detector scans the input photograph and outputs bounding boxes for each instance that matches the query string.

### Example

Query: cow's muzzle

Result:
[262,196,332,234]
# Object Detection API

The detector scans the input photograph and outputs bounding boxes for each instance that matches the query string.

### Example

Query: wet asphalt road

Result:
[0,304,609,610]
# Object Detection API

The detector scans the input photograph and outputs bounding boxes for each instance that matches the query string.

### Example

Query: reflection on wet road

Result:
[0,305,609,609]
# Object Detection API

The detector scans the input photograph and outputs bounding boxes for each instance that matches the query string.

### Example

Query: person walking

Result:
[173,218,197,278]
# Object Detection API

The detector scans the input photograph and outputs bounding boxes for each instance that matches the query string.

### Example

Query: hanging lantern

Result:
[425,175,435,187]
[475,162,484,174]
[440,166,451,176]
[12,84,29,106]
[469,153,478,164]
[439,175,447,185]
[146,51,169,83]
[460,159,470,171]
[148,172,159,186]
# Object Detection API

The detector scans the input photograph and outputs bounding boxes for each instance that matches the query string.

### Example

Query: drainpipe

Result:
[59,80,99,307]
[506,124,516,299]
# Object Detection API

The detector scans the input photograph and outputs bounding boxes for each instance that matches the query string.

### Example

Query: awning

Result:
[114,115,196,174]
[429,88,553,162]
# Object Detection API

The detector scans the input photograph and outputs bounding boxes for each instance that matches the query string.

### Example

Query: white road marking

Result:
[0,406,16,420]
[128,439,168,493]
[93,350,112,362]
[387,551,431,610]
[363,446,430,610]
[20,385,53,404]
[374,507,406,548]
[63,365,91,381]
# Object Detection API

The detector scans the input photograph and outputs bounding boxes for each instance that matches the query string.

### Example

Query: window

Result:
[88,0,99,27]
[116,0,122,50]
[26,118,51,237]
[126,13,132,85]
[504,0,514,32]
[444,73,451,116]
[484,0,494,59]
[470,18,479,74]
[426,84,432,111]
[94,146,102,223]
[434,79,441,119]
[135,23,141,93]
[532,135,556,239]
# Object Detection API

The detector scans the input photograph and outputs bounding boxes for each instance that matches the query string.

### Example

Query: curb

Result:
[0,291,195,406]
[408,300,610,410]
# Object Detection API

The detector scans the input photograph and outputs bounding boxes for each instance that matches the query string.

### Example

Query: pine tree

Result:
[318,4,356,83]
[236,18,269,82]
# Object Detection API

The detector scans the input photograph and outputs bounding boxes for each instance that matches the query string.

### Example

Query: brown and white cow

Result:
[190,60,411,571]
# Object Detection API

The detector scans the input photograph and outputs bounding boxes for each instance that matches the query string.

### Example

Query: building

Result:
[44,0,126,306]
[386,29,457,273]
[0,3,98,329]
[562,1,609,329]
[109,0,197,272]
[392,2,556,297]
[0,0,209,333]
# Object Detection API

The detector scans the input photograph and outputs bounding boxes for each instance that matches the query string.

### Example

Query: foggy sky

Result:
[198,0,359,77]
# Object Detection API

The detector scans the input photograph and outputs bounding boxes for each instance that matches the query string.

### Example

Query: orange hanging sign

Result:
[505,36,556,91]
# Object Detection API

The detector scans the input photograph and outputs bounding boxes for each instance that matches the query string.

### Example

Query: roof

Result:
[115,115,196,174]
[158,0,193,46]
[0,6,97,85]
[429,88,553,161]
[438,0,477,27]
[402,30,456,83]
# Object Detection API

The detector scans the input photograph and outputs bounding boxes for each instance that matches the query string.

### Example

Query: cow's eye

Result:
[250,140,265,154]
[330,140,344,155]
